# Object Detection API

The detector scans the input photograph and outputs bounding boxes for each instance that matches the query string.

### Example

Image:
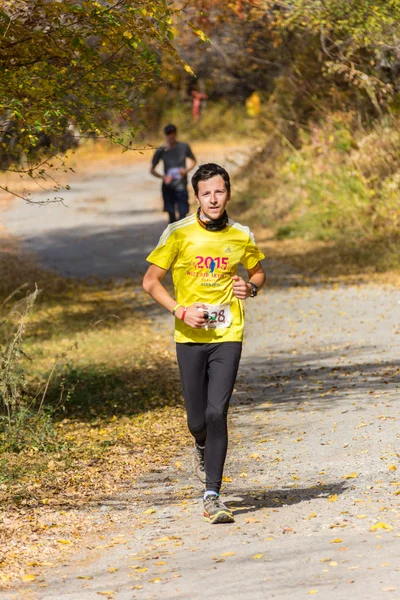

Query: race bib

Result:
[167,167,182,180]
[203,303,231,329]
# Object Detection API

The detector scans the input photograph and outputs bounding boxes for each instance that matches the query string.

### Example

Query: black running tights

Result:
[176,342,242,494]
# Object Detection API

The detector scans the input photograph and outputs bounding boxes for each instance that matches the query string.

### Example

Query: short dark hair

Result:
[164,123,177,135]
[191,163,231,197]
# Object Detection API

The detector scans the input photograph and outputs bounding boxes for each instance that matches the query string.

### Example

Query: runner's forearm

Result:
[248,271,266,290]
[150,167,163,179]
[143,276,179,315]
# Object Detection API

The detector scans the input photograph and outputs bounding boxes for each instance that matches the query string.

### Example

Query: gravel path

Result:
[1,151,400,600]
[1,148,246,279]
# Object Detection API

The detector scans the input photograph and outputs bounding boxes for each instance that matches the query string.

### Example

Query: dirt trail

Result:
[1,148,400,599]
[0,145,247,279]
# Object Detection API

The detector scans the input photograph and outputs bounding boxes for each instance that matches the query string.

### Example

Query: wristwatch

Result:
[248,282,258,297]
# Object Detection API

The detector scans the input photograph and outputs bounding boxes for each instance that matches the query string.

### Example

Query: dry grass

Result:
[252,227,400,287]
[0,230,190,587]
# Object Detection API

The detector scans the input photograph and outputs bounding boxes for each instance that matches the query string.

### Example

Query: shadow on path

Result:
[226,481,349,514]
[20,220,167,279]
[235,351,400,413]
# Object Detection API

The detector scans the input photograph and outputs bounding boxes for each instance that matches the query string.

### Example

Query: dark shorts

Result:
[162,184,189,221]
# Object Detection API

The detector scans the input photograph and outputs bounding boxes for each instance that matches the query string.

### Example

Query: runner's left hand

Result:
[232,275,250,299]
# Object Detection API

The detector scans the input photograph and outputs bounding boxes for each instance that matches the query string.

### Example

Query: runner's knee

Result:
[187,419,207,437]
[206,405,227,428]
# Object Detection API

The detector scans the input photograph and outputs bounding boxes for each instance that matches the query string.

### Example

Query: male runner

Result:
[143,163,266,524]
[150,123,197,224]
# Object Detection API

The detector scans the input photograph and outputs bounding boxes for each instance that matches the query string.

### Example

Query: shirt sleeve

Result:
[185,143,196,161]
[151,147,164,168]
[146,226,179,270]
[241,232,265,270]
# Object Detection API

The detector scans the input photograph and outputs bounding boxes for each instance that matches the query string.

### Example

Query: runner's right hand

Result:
[182,303,209,328]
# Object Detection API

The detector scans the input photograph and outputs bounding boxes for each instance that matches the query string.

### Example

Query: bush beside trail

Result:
[236,113,400,277]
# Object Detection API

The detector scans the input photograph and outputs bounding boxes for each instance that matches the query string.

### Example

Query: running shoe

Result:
[203,494,234,524]
[194,442,206,483]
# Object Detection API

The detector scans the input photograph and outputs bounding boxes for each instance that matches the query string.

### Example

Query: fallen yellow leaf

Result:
[245,517,261,523]
[252,553,264,559]
[388,465,397,471]
[144,508,156,515]
[220,552,236,557]
[370,522,393,532]
[327,494,338,502]
[330,538,343,544]
[57,539,72,544]
[222,476,232,482]
[108,568,118,573]
[149,578,162,583]
[343,472,358,479]
[308,591,318,595]
[21,574,36,582]
[97,593,115,597]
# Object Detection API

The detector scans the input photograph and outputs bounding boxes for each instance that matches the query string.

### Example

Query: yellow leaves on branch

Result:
[187,21,210,43]
[183,63,196,76]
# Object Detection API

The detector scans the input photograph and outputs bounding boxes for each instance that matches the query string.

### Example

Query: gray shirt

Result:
[152,142,196,191]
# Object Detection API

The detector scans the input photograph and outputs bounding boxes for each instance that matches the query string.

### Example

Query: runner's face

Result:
[196,175,230,221]
[165,131,177,146]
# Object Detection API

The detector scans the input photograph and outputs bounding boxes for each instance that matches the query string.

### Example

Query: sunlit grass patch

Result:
[239,115,400,278]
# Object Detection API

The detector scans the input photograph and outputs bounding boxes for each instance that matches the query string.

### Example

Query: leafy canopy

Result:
[0,0,182,162]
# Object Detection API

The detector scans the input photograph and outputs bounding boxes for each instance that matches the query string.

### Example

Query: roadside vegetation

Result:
[0,238,188,584]
[234,113,400,278]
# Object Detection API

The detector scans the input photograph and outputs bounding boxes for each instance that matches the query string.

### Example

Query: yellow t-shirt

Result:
[146,213,265,343]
